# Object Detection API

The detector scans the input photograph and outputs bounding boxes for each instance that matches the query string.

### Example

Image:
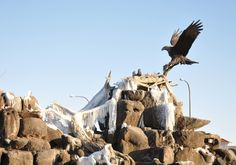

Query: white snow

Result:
[43,74,177,139]
[79,144,117,165]
[42,103,75,134]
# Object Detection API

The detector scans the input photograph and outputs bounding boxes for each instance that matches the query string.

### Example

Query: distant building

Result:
[229,146,236,150]
[220,138,231,149]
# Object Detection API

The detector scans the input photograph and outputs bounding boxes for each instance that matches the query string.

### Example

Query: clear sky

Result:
[1,1,236,144]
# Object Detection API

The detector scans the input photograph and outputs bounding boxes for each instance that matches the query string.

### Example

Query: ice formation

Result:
[71,73,177,139]
[40,72,178,139]
[79,144,117,165]
[42,103,75,134]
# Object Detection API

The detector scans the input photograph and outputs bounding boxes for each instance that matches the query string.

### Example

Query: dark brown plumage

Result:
[162,20,203,74]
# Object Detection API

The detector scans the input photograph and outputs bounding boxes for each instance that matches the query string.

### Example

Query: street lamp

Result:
[69,95,89,103]
[179,78,192,118]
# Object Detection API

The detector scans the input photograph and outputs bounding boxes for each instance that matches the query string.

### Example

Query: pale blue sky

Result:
[0,1,236,144]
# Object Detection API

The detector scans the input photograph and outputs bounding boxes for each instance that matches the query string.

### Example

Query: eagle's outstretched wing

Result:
[170,29,182,46]
[173,20,203,56]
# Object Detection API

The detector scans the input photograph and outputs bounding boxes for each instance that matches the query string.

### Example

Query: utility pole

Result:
[180,78,192,118]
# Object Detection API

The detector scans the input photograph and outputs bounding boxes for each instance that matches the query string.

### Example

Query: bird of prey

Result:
[162,20,203,75]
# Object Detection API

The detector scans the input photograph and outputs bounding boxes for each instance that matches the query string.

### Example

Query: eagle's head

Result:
[161,46,171,52]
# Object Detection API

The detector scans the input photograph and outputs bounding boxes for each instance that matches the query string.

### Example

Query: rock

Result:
[122,90,146,101]
[174,102,183,123]
[10,137,29,149]
[173,161,194,165]
[19,110,41,119]
[113,150,135,165]
[79,144,135,165]
[129,146,174,164]
[19,117,47,139]
[116,100,144,127]
[214,157,227,165]
[144,128,175,148]
[47,126,63,142]
[23,137,51,152]
[205,133,220,150]
[141,92,156,108]
[196,147,215,164]
[35,149,60,165]
[144,128,160,147]
[158,130,175,147]
[0,108,20,140]
[215,149,236,163]
[10,137,50,152]
[173,130,205,148]
[0,148,6,164]
[62,134,82,152]
[114,126,149,154]
[162,146,174,164]
[176,116,210,130]
[143,104,175,130]
[173,130,220,149]
[175,147,206,165]
[47,126,63,148]
[59,150,71,164]
[2,150,33,165]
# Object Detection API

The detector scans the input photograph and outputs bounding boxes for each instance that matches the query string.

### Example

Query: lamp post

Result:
[69,95,89,103]
[180,78,192,118]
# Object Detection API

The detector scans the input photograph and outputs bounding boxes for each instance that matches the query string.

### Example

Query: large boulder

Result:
[176,116,210,130]
[10,137,51,152]
[173,130,220,149]
[215,149,236,163]
[0,108,20,140]
[144,128,175,148]
[10,137,29,150]
[175,147,207,165]
[141,91,156,108]
[2,150,33,165]
[23,137,51,152]
[122,90,146,101]
[19,117,47,139]
[129,146,174,164]
[0,148,6,164]
[47,126,63,149]
[143,128,160,147]
[35,149,61,165]
[114,126,149,154]
[116,100,144,127]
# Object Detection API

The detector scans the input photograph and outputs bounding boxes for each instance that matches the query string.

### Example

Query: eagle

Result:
[162,20,203,75]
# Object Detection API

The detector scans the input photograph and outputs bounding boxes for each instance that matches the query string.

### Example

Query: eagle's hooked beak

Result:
[161,46,166,51]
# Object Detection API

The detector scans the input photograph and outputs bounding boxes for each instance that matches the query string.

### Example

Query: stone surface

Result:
[116,100,144,127]
[0,148,6,164]
[176,116,211,130]
[10,137,29,150]
[59,150,71,164]
[122,90,146,101]
[129,146,174,164]
[0,108,20,140]
[175,147,206,165]
[35,149,60,165]
[215,149,236,163]
[141,92,156,109]
[114,126,149,154]
[173,130,220,149]
[144,128,160,147]
[2,150,33,165]
[20,117,47,139]
[23,137,51,152]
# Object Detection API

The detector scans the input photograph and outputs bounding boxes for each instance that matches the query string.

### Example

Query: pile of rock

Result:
[0,73,235,165]
[112,88,236,165]
[0,93,134,164]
